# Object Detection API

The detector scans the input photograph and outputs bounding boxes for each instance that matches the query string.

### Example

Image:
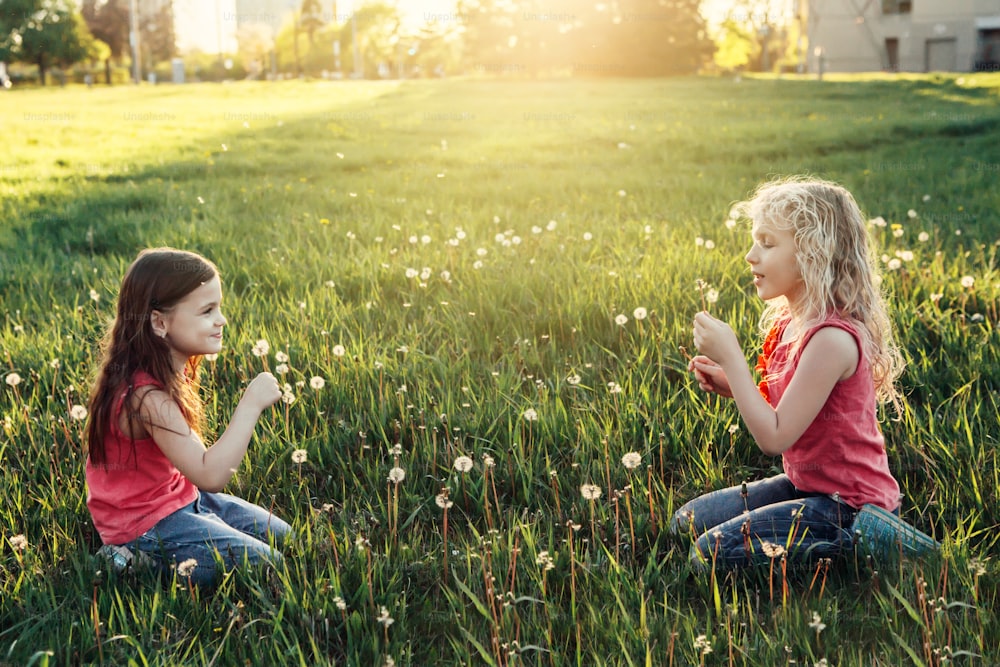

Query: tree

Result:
[457,0,713,77]
[300,0,325,44]
[0,0,98,85]
[715,0,791,72]
[713,17,756,71]
[141,1,175,65]
[602,0,714,76]
[81,0,128,60]
[81,0,128,83]
[236,22,274,78]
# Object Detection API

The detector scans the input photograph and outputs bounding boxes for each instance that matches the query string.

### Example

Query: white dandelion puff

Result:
[621,452,641,469]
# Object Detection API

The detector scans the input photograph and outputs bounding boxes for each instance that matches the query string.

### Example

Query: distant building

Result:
[230,0,292,35]
[806,0,1000,72]
[231,0,343,35]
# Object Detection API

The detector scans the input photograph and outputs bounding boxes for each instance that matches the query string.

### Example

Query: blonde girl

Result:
[672,177,904,569]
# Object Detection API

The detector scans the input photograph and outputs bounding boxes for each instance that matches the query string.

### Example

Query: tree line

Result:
[1,0,721,85]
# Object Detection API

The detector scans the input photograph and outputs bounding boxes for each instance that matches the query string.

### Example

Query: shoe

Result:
[96,544,153,574]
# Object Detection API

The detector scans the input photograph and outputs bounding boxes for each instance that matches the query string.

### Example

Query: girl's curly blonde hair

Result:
[736,176,904,409]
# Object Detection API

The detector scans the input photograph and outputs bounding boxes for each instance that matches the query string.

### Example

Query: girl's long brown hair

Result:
[85,248,218,464]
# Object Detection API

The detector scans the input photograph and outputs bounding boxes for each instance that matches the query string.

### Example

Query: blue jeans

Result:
[133,491,292,587]
[669,474,857,570]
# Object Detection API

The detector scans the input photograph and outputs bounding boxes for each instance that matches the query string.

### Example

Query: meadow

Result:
[1,73,998,666]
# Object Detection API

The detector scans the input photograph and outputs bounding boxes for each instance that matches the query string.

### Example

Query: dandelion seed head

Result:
[614,313,628,326]
[310,376,325,390]
[176,558,198,578]
[275,351,289,363]
[809,611,827,634]
[291,448,308,464]
[332,344,346,357]
[760,541,785,558]
[70,404,88,420]
[4,373,21,387]
[251,339,270,357]
[388,467,406,483]
[632,307,647,320]
[621,452,641,469]
[580,483,602,500]
[9,534,28,551]
[435,493,454,509]
[522,408,538,422]
[453,456,473,473]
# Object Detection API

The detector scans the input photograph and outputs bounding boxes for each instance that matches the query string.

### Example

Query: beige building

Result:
[805,0,1000,72]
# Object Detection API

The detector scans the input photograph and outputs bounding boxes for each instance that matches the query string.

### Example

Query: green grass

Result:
[1,74,998,666]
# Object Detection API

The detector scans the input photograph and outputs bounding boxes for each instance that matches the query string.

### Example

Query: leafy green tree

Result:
[712,17,755,71]
[81,0,128,61]
[0,0,98,85]
[300,0,325,44]
[141,1,175,65]
[457,0,712,77]
[601,0,714,76]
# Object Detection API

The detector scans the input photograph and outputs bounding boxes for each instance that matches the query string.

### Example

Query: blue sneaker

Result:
[95,544,153,574]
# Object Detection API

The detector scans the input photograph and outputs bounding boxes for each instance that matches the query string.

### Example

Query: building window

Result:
[976,29,1000,71]
[882,0,912,14]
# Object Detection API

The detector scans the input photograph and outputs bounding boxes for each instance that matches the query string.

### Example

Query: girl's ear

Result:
[150,310,168,339]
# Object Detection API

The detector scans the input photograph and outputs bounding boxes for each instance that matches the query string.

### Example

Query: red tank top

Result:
[763,317,900,511]
[85,371,198,544]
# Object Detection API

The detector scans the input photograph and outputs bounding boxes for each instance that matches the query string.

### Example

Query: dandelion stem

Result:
[647,465,656,535]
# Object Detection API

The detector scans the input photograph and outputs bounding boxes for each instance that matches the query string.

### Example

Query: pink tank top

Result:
[763,317,900,511]
[86,371,198,544]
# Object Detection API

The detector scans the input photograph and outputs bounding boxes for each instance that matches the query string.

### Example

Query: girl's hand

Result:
[692,311,743,369]
[688,355,733,398]
[242,372,283,413]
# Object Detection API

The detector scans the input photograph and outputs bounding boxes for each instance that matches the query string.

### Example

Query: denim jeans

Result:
[670,474,858,570]
[132,491,292,587]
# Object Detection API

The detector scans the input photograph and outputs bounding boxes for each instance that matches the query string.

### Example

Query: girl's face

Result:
[744,221,804,307]
[152,276,227,370]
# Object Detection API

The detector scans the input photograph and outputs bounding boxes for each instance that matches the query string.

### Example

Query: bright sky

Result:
[174,0,735,54]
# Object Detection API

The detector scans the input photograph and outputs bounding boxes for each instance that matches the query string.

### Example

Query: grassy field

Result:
[1,74,998,666]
